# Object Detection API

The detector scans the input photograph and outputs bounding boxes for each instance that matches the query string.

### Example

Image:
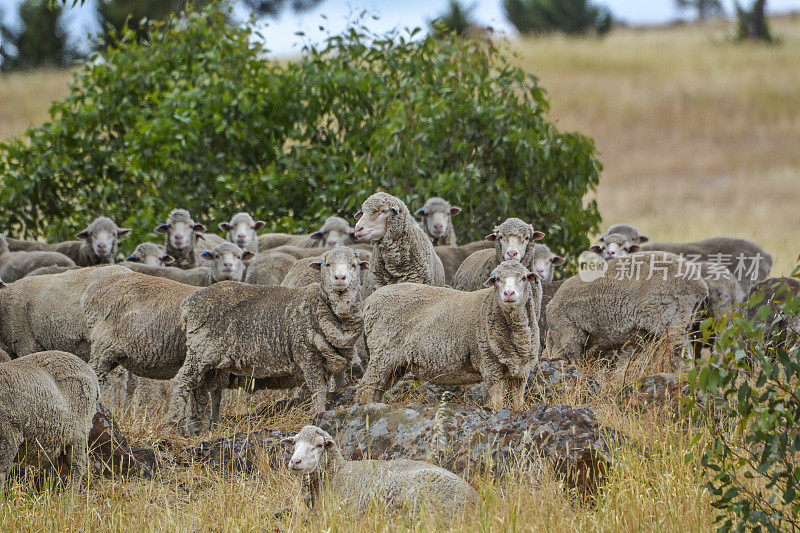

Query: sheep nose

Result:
[236,234,247,242]
[223,262,234,269]
[503,290,516,299]
[97,244,108,252]
[335,273,347,281]
[433,223,443,232]
[291,459,302,467]
[506,249,518,259]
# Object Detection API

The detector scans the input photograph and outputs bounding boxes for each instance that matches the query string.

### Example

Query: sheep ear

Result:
[324,438,336,450]
[280,436,295,446]
[359,261,370,271]
[639,235,649,243]
[242,251,255,262]
[219,222,232,232]
[75,229,90,240]
[628,244,641,253]
[450,206,462,216]
[201,251,213,260]
[598,235,606,243]
[590,245,603,254]
[483,275,497,288]
[155,224,169,234]
[354,210,363,220]
[309,260,322,271]
[532,231,545,241]
[485,233,497,242]
[310,231,324,241]
[415,208,425,219]
[193,223,206,233]
[551,256,566,266]
[117,228,132,237]
[526,272,540,282]
[162,255,175,265]
[254,221,266,231]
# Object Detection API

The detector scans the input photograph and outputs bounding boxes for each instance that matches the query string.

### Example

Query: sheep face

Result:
[605,223,649,245]
[76,216,131,262]
[590,233,640,260]
[282,425,337,475]
[311,247,368,291]
[353,201,399,242]
[484,260,538,310]
[201,243,254,281]
[219,212,265,250]
[415,198,461,240]
[486,219,544,262]
[156,209,205,250]
[128,243,174,267]
[311,217,355,248]
[530,244,565,284]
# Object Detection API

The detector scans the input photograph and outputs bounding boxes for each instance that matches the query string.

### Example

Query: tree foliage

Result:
[429,0,479,37]
[0,5,602,259]
[503,0,613,36]
[0,0,69,71]
[675,0,724,21]
[690,269,800,531]
[735,0,773,42]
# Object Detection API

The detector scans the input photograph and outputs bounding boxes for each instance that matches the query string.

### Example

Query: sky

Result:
[2,0,800,58]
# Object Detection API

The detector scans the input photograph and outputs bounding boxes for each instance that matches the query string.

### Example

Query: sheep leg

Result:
[64,438,88,492]
[167,352,218,435]
[487,379,507,410]
[88,341,122,390]
[0,424,23,487]
[510,376,527,411]
[356,355,399,404]
[301,365,329,414]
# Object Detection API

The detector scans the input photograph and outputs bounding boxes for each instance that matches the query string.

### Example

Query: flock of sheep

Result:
[0,190,786,512]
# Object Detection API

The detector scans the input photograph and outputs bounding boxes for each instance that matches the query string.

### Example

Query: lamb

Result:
[589,233,641,260]
[415,197,461,246]
[219,212,265,254]
[602,224,649,245]
[0,266,132,359]
[281,247,371,289]
[126,242,174,266]
[0,350,99,491]
[546,252,709,363]
[244,251,297,286]
[354,192,445,297]
[282,425,479,513]
[154,209,209,269]
[529,244,565,284]
[122,242,253,286]
[0,234,76,282]
[357,260,541,410]
[167,247,367,434]
[81,272,202,390]
[641,237,772,293]
[450,217,544,292]
[52,216,131,266]
[309,216,357,248]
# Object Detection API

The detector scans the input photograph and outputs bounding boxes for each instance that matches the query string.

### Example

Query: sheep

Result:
[126,242,174,267]
[24,265,77,278]
[5,237,51,252]
[257,232,305,250]
[219,212,265,254]
[121,243,253,286]
[641,237,773,293]
[154,208,208,269]
[602,224,649,245]
[282,425,479,513]
[309,216,357,248]
[589,233,641,260]
[81,272,202,391]
[357,260,541,410]
[546,251,709,364]
[0,265,132,360]
[167,247,367,434]
[0,350,99,491]
[450,217,544,292]
[244,251,297,286]
[0,234,77,282]
[281,247,371,289]
[267,245,334,259]
[354,192,446,298]
[415,197,461,246]
[529,244,565,285]
[51,216,131,266]
[432,240,496,284]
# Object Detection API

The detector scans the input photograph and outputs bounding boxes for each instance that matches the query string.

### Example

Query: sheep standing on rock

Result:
[0,234,76,282]
[451,217,544,292]
[358,260,541,410]
[415,197,461,246]
[53,216,131,266]
[122,242,253,286]
[546,252,709,363]
[354,192,445,298]
[155,209,209,269]
[168,247,367,434]
[590,233,640,261]
[219,212,265,254]
[0,350,99,491]
[282,425,479,513]
[126,242,174,267]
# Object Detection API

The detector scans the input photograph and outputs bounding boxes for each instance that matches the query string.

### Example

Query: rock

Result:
[89,402,155,478]
[194,402,613,495]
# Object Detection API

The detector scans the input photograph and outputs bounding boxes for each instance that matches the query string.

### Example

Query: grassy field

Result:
[1,16,798,532]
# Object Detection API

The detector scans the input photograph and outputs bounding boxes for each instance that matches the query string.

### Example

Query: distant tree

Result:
[1,0,69,71]
[503,0,613,36]
[735,0,772,42]
[674,0,724,21]
[429,0,479,36]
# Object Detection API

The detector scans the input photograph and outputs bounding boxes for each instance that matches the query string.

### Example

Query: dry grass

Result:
[0,68,74,142]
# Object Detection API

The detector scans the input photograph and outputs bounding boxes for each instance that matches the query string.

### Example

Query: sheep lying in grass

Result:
[52,216,131,266]
[126,242,174,267]
[354,192,445,297]
[244,251,297,286]
[590,233,640,261]
[282,425,479,513]
[415,197,461,246]
[168,247,366,434]
[219,212,265,254]
[0,234,76,282]
[546,252,709,363]
[357,260,541,410]
[0,350,99,491]
[451,217,544,291]
[122,242,253,286]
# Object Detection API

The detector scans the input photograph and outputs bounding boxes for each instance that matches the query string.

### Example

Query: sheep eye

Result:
[381,208,390,214]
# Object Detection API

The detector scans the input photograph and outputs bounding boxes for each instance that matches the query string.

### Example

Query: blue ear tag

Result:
[127,255,135,261]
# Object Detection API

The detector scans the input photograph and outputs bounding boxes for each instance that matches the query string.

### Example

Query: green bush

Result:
[503,0,613,37]
[690,269,800,531]
[0,5,602,259]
